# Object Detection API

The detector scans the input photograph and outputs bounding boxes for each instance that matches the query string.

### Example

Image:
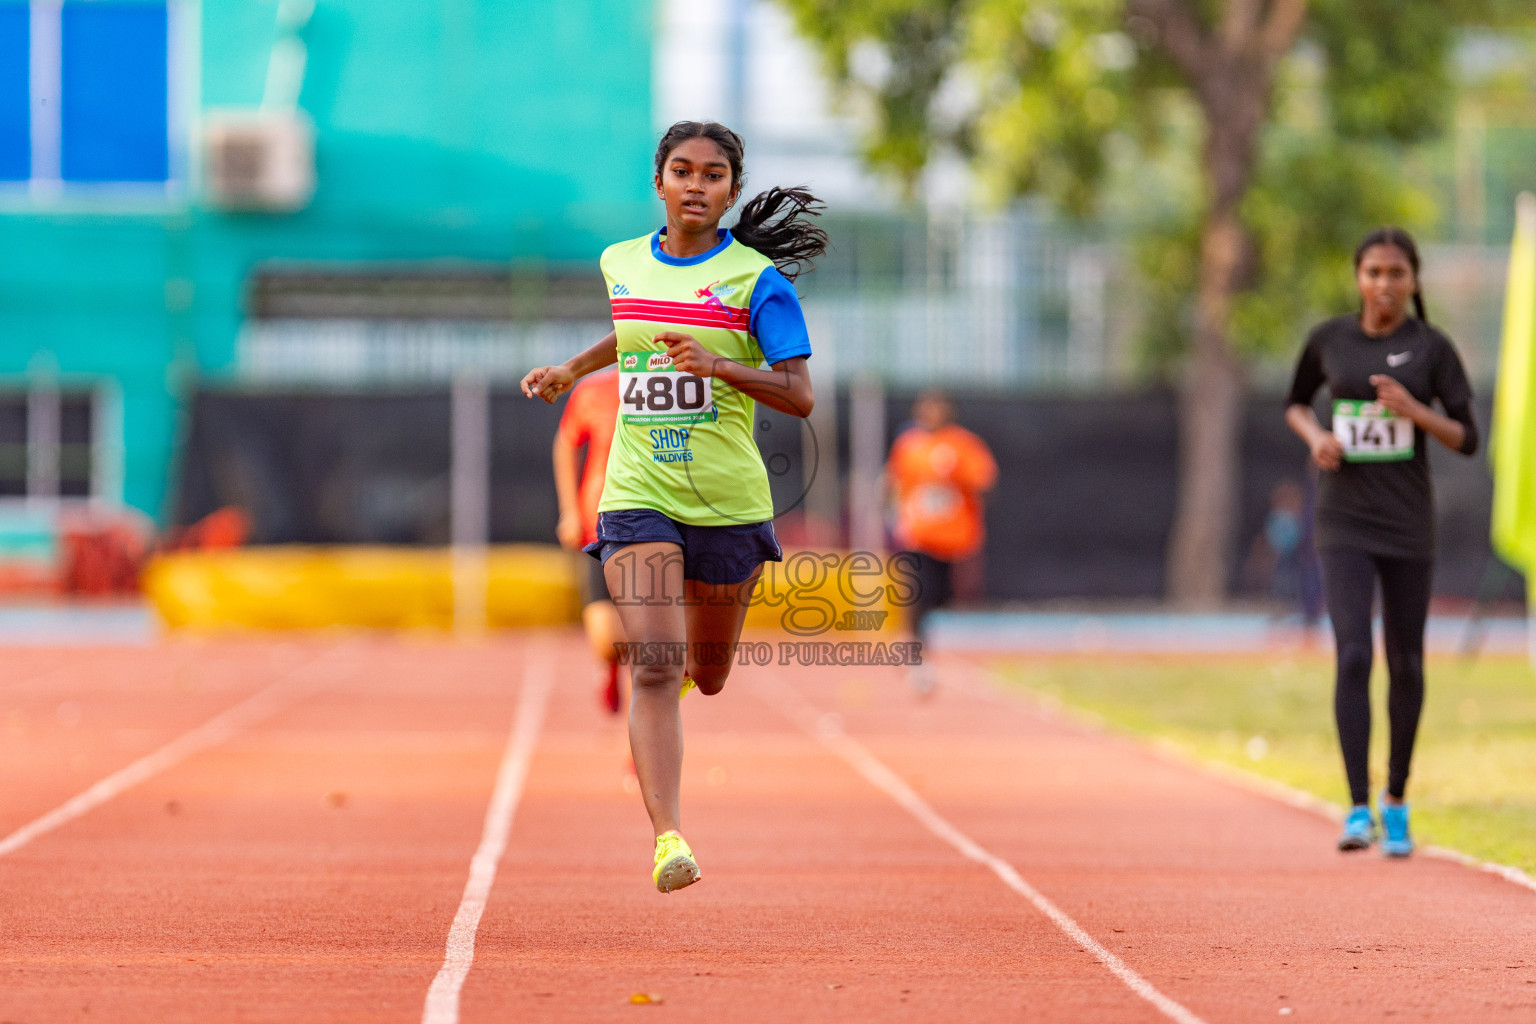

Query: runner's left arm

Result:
[657,332,814,417]
[1417,335,1478,455]
[654,265,816,417]
[1369,373,1469,454]
[723,356,814,418]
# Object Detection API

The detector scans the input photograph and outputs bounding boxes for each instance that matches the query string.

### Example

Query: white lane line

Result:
[0,654,330,859]
[761,672,1209,1024]
[421,650,552,1024]
[952,653,1536,897]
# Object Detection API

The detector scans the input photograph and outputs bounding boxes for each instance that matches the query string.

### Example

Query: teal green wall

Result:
[0,0,655,518]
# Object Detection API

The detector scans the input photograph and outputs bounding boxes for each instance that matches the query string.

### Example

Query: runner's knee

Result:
[1335,640,1373,690]
[1384,646,1424,694]
[630,661,684,692]
[687,663,731,695]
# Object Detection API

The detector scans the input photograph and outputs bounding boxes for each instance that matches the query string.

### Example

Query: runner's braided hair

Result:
[1353,227,1428,323]
[654,121,828,281]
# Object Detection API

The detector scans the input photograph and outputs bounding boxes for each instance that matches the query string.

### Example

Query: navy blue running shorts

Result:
[584,508,782,585]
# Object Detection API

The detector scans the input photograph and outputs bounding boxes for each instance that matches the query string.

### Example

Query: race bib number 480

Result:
[1333,400,1414,462]
[619,351,716,425]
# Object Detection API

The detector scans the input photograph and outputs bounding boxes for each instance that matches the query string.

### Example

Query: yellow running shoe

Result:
[679,675,696,700]
[652,830,701,893]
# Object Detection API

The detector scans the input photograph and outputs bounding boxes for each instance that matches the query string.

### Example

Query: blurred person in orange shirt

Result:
[553,365,627,713]
[885,390,997,695]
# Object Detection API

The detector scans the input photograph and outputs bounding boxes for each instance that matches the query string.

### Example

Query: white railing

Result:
[235,237,1509,389]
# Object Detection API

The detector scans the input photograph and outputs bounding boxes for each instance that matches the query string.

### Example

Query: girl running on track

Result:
[1284,227,1479,858]
[521,121,825,892]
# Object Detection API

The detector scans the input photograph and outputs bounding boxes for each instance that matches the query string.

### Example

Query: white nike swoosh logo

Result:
[1386,352,1411,367]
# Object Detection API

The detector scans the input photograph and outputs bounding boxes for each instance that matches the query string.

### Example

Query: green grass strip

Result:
[988,653,1536,875]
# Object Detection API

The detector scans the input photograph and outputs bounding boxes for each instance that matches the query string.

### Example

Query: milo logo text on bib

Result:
[1333,400,1413,462]
[619,351,716,425]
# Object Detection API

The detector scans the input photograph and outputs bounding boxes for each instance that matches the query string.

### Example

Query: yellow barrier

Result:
[145,544,908,634]
[145,545,581,630]
[742,549,906,635]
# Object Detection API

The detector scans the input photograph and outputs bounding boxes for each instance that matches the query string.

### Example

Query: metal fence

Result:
[235,215,1510,391]
[235,208,1139,390]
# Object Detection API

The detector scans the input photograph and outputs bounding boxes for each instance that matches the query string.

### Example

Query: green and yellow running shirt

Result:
[598,228,812,525]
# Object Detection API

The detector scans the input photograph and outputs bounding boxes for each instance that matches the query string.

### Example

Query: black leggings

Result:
[1319,547,1433,806]
[900,552,953,646]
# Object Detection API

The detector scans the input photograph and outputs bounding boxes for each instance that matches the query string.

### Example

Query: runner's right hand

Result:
[522,365,575,403]
[1310,431,1344,472]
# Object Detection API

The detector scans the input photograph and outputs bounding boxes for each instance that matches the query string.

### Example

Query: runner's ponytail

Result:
[1354,226,1429,324]
[730,186,827,282]
[654,121,828,282]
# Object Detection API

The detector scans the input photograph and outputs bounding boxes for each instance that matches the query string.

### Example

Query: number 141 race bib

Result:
[619,351,716,425]
[1332,400,1414,462]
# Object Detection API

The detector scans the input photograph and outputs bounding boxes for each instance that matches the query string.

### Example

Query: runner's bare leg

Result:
[604,545,761,835]
[605,543,687,835]
[684,570,760,695]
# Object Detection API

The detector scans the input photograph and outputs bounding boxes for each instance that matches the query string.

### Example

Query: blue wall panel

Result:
[0,4,28,181]
[60,3,169,182]
[1,0,657,518]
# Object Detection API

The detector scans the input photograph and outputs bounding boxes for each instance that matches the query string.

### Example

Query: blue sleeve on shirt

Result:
[749,266,813,365]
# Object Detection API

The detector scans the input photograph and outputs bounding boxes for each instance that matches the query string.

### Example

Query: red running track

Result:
[1,633,1532,1023]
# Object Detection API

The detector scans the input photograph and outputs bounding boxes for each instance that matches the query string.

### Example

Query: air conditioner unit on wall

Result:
[203,110,316,212]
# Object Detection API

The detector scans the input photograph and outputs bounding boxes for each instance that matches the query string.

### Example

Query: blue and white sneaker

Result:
[1336,805,1375,851]
[1379,796,1414,858]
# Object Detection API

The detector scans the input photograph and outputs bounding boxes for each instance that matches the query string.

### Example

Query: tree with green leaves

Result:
[781,0,1530,603]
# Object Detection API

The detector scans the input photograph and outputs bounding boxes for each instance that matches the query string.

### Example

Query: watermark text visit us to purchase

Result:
[608,550,926,664]
[613,640,925,667]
